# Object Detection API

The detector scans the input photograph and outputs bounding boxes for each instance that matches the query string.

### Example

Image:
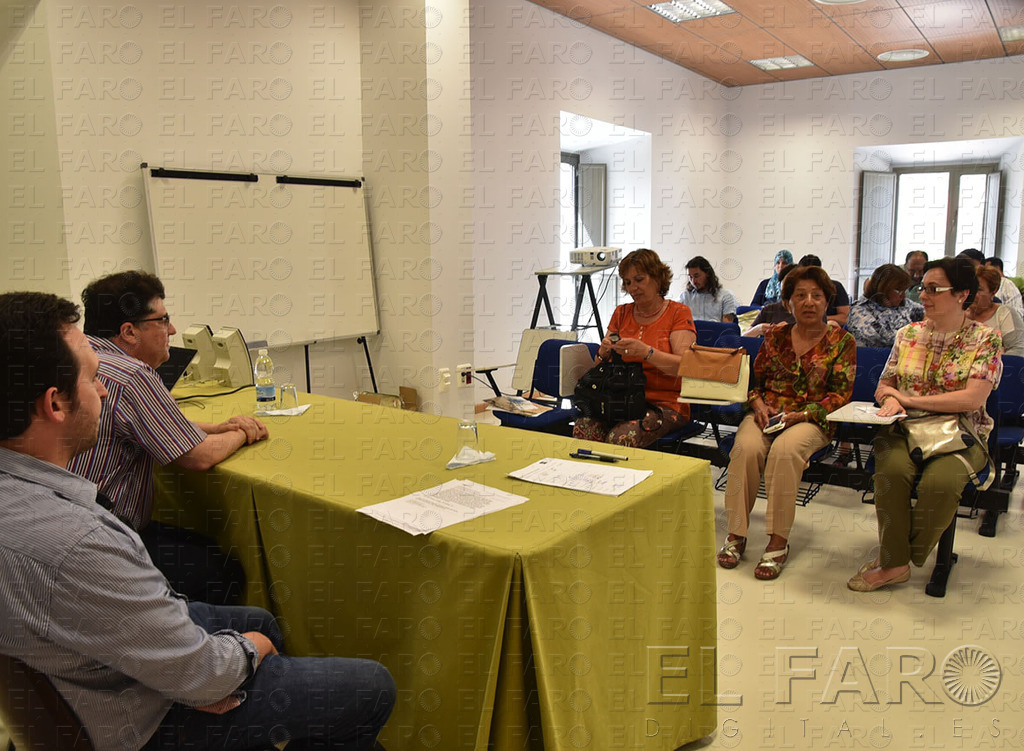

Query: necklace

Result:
[634,299,667,319]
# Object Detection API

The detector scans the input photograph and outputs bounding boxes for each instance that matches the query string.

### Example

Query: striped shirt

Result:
[0,447,254,751]
[67,336,205,530]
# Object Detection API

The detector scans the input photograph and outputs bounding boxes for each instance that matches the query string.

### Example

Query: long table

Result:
[155,391,717,750]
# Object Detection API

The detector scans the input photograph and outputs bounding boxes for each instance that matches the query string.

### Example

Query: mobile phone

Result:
[763,413,786,434]
[609,333,620,343]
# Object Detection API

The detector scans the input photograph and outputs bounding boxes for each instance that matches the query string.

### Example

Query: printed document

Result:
[358,479,529,535]
[826,401,906,424]
[509,457,652,497]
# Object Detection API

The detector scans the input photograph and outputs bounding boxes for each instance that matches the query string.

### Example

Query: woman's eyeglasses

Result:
[919,285,954,296]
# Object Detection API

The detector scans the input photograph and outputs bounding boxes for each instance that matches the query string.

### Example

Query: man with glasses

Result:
[68,271,268,604]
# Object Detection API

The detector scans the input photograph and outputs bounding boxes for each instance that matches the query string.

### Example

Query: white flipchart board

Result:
[142,166,379,347]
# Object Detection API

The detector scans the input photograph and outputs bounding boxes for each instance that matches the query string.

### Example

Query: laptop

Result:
[156,345,198,391]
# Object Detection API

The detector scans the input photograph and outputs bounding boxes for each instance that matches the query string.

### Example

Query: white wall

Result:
[727,58,1024,301]
[471,0,1024,392]
[470,0,729,384]
[0,0,476,416]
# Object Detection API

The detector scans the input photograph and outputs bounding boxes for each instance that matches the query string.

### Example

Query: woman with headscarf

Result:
[750,250,793,307]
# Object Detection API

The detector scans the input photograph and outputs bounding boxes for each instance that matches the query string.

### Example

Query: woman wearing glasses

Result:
[848,257,1003,591]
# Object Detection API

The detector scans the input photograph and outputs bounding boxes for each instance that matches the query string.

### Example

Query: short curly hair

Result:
[781,266,836,303]
[82,271,165,338]
[618,249,673,297]
[0,292,82,440]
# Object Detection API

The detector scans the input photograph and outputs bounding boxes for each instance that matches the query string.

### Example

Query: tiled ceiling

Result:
[527,0,1024,86]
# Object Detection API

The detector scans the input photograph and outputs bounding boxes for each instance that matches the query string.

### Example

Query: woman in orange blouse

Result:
[573,249,697,447]
[718,266,856,580]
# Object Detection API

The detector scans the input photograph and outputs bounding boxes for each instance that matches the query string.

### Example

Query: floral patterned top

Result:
[749,323,857,435]
[881,319,1003,439]
[846,298,924,349]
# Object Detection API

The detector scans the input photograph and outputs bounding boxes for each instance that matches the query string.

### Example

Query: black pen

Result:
[570,451,617,463]
[576,448,628,461]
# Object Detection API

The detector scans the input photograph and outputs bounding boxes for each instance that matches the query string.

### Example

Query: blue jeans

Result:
[143,603,395,751]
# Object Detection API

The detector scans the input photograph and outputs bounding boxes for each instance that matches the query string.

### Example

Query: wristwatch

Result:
[644,347,655,361]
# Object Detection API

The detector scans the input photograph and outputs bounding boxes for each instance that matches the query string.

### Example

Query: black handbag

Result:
[573,350,647,424]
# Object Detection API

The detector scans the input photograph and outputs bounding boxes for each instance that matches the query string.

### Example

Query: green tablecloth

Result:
[155,391,717,750]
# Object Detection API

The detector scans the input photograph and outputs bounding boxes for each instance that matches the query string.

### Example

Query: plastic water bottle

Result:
[254,348,276,412]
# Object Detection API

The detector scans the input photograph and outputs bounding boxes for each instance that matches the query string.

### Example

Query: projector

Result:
[570,247,621,267]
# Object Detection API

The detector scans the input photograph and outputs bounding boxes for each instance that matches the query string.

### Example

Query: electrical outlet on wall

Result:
[457,363,473,387]
[438,367,451,393]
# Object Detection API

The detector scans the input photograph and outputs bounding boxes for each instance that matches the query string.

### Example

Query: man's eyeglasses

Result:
[133,313,171,326]
[920,285,954,296]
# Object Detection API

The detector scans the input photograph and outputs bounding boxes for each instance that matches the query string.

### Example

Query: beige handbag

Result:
[899,410,994,490]
[677,344,750,405]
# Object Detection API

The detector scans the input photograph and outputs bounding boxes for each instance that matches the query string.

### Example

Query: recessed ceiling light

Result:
[1000,25,1024,43]
[877,49,929,62]
[749,55,814,71]
[813,0,867,5]
[647,1,735,24]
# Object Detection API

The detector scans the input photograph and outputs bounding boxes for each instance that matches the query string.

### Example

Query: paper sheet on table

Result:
[358,479,529,535]
[255,404,312,417]
[826,401,906,425]
[509,457,652,497]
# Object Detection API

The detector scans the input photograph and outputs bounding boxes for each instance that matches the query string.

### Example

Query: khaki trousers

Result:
[724,413,828,540]
[873,423,987,568]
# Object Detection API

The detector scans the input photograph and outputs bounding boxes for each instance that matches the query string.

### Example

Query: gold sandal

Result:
[716,537,746,569]
[754,545,789,580]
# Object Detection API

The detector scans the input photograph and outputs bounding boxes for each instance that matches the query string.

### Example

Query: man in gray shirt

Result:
[0,292,394,751]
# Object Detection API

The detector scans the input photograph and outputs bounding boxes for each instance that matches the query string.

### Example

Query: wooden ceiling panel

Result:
[904,1,998,38]
[525,1,1022,86]
[930,34,1008,62]
[830,8,926,47]
[798,40,886,75]
[986,0,1024,26]
[813,0,906,19]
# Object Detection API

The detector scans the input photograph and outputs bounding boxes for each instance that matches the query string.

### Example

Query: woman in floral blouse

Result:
[846,264,924,349]
[848,257,1003,592]
[718,266,856,580]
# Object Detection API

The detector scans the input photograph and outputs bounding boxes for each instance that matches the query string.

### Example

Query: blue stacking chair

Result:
[736,305,761,315]
[830,346,891,472]
[993,354,1024,491]
[692,319,740,348]
[492,339,600,436]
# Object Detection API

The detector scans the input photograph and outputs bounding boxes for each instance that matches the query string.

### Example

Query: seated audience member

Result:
[968,265,1024,356]
[798,254,850,326]
[717,267,856,580]
[849,257,1002,591]
[0,291,395,751]
[750,249,793,306]
[67,271,268,605]
[958,247,984,267]
[679,255,738,322]
[984,256,1024,317]
[904,250,928,304]
[574,248,696,448]
[845,264,924,348]
[742,265,796,336]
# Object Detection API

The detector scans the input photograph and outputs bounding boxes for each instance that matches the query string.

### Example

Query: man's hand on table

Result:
[211,416,269,444]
